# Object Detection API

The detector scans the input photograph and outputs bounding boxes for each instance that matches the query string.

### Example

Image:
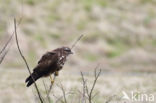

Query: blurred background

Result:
[0,0,156,103]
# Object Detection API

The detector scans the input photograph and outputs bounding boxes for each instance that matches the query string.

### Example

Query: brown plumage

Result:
[25,47,73,87]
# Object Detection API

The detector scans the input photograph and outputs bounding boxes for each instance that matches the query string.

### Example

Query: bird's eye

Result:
[64,47,71,52]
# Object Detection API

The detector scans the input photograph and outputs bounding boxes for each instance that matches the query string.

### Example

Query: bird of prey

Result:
[25,47,73,87]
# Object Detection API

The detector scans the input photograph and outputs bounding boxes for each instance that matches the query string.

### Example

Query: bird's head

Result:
[61,47,73,55]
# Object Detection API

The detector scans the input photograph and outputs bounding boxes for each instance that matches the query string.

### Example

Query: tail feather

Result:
[25,72,40,87]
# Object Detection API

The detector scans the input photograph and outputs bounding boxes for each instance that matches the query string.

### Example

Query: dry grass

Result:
[0,68,155,103]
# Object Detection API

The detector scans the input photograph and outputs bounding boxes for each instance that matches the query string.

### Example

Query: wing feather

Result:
[38,52,56,64]
[34,51,58,72]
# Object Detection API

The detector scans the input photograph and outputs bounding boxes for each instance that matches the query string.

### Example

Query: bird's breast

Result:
[57,55,66,70]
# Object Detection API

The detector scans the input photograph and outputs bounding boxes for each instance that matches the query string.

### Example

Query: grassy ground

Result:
[0,68,155,103]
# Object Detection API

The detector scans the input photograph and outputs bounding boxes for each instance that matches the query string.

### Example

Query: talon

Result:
[51,80,54,84]
[54,71,59,76]
[50,75,54,84]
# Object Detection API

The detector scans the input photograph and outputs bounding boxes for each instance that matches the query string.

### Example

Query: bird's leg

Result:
[49,71,59,84]
[54,71,59,76]
[50,75,54,84]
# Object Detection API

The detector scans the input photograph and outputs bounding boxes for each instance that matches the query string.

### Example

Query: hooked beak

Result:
[70,51,73,54]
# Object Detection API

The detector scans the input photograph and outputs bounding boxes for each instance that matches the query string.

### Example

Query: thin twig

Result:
[60,83,67,103]
[0,0,23,64]
[32,88,39,103]
[52,91,63,103]
[0,34,14,55]
[88,68,101,103]
[105,95,117,103]
[0,47,9,64]
[52,87,74,103]
[42,80,51,103]
[80,72,87,103]
[14,18,44,103]
[0,33,14,65]
[77,90,88,99]
[80,65,101,103]
[71,34,84,50]
[0,40,11,64]
[0,0,23,55]
[55,95,64,103]
[89,68,101,98]
[91,92,99,100]
[48,74,56,96]
[57,83,67,103]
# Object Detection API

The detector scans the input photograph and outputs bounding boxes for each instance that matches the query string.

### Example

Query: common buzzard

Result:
[25,47,73,87]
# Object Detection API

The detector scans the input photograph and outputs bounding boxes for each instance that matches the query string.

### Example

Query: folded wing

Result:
[25,51,57,87]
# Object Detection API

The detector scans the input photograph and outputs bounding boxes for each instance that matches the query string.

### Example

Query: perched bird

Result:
[25,47,73,87]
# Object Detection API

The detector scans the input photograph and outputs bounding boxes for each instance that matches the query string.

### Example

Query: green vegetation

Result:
[80,0,108,12]
[49,33,61,39]
[140,0,156,4]
[80,0,94,12]
[27,48,37,66]
[151,40,156,46]
[33,34,47,48]
[83,52,100,62]
[96,0,108,7]
[46,14,61,23]
[105,38,128,58]
[4,61,24,68]
[77,20,87,30]
[25,0,48,6]
[25,0,35,5]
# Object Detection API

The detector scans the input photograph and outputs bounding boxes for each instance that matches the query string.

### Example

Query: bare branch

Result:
[14,18,44,103]
[0,0,23,65]
[47,74,56,96]
[58,83,67,103]
[77,89,88,99]
[0,0,23,55]
[89,68,101,100]
[42,80,51,103]
[0,34,13,55]
[88,68,101,103]
[53,84,73,103]
[80,65,101,103]
[71,34,84,50]
[55,96,64,103]
[0,46,9,64]
[91,92,99,100]
[52,91,64,103]
[80,72,87,103]
[105,95,117,103]
[0,31,14,65]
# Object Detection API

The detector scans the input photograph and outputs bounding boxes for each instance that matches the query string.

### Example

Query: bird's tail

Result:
[25,71,40,87]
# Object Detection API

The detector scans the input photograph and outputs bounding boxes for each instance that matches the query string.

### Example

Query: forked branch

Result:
[0,0,23,64]
[81,66,101,103]
[14,18,44,103]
